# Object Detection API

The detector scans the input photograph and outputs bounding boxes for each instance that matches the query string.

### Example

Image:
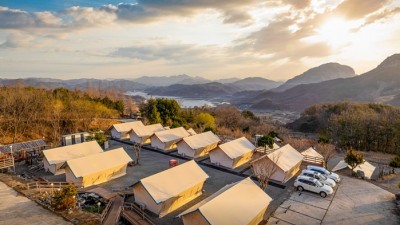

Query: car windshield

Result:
[315,180,323,187]
[318,174,327,180]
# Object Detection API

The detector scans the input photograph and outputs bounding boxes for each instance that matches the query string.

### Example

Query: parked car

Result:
[301,169,336,187]
[294,175,334,198]
[307,165,341,182]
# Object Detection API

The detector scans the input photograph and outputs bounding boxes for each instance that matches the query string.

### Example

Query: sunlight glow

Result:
[316,17,354,47]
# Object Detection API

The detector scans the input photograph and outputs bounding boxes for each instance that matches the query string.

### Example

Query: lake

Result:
[125,91,230,108]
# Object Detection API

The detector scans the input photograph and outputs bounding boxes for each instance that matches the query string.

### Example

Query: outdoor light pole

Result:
[97,202,101,214]
[51,183,54,194]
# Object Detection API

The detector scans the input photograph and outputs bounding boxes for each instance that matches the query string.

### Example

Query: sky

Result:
[0,0,399,81]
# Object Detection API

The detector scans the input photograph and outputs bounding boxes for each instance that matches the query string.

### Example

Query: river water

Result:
[125,91,230,108]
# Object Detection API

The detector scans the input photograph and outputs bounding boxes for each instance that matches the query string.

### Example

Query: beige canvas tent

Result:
[332,160,376,179]
[178,177,272,225]
[187,128,197,136]
[209,137,255,169]
[129,123,165,145]
[302,147,324,159]
[151,127,191,151]
[132,160,208,217]
[252,144,303,183]
[43,141,104,175]
[64,148,132,188]
[177,131,221,158]
[110,121,144,139]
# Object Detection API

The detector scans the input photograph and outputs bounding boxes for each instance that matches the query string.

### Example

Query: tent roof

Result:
[153,127,190,143]
[332,160,376,179]
[43,141,103,165]
[138,160,209,204]
[130,123,165,138]
[332,160,349,172]
[302,147,324,159]
[187,128,197,136]
[180,131,221,150]
[254,144,303,172]
[66,148,132,178]
[112,121,144,133]
[217,137,255,159]
[178,177,272,225]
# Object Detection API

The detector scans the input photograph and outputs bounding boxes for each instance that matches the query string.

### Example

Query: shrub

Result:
[389,156,400,168]
[52,184,77,210]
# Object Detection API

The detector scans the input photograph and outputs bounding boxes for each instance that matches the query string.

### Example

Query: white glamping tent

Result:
[178,177,272,225]
[132,160,209,217]
[64,148,133,187]
[110,121,144,139]
[209,137,255,169]
[252,144,304,183]
[332,160,376,179]
[177,131,221,158]
[150,127,191,151]
[43,141,104,175]
[129,123,165,145]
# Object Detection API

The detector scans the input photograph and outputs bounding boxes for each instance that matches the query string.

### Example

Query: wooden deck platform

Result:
[102,195,124,225]
[122,209,151,225]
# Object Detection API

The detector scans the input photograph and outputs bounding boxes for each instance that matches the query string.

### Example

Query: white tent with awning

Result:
[43,141,104,175]
[209,137,255,169]
[110,121,144,139]
[132,160,209,217]
[177,131,221,158]
[178,177,272,225]
[332,160,376,179]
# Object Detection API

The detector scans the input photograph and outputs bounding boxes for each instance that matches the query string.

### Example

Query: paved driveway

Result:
[0,182,71,225]
[268,176,399,225]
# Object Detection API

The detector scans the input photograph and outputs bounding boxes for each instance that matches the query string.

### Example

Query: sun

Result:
[316,17,353,47]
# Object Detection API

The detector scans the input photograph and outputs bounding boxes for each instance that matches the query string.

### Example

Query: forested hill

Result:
[288,102,400,154]
[0,86,122,145]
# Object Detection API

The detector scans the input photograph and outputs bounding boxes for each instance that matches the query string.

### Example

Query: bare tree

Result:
[251,152,282,190]
[315,143,337,168]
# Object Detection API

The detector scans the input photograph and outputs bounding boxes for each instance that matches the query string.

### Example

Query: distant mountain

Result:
[214,77,241,83]
[132,74,211,86]
[273,63,356,92]
[145,82,238,98]
[0,78,148,91]
[247,54,400,112]
[232,77,283,91]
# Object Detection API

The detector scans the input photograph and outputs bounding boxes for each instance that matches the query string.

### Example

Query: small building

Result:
[301,147,324,165]
[129,123,165,145]
[61,132,91,146]
[64,148,132,188]
[252,144,304,183]
[187,128,197,136]
[43,141,104,175]
[178,177,272,225]
[177,131,221,158]
[0,139,47,163]
[209,137,255,169]
[132,160,209,217]
[150,127,191,151]
[110,121,144,139]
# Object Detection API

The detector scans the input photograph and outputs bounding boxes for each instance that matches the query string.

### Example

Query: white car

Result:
[301,169,336,187]
[307,165,341,183]
[294,175,334,198]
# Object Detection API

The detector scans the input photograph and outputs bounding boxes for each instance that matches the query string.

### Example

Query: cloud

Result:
[0,31,34,48]
[281,0,312,9]
[237,17,332,60]
[0,7,61,29]
[334,0,390,20]
[0,1,257,30]
[110,43,210,64]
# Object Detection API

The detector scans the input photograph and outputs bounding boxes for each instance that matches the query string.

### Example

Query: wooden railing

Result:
[302,155,325,166]
[100,200,114,223]
[27,181,76,190]
[0,155,14,170]
[123,202,157,225]
[255,147,276,155]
